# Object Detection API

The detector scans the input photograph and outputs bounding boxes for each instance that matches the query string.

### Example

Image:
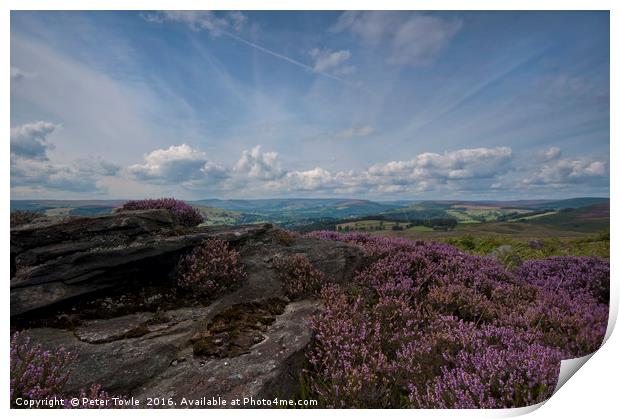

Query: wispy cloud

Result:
[335,125,375,140]
[143,11,356,84]
[309,48,355,75]
[10,11,609,199]
[332,12,462,66]
[10,66,35,81]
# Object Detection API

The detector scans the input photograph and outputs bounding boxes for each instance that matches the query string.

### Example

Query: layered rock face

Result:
[10,210,364,404]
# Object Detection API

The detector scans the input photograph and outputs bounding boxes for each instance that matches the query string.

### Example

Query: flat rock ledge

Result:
[11,209,365,405]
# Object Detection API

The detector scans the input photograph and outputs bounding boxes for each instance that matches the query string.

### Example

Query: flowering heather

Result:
[10,331,74,406]
[305,231,609,408]
[517,256,609,304]
[273,254,325,299]
[409,324,561,408]
[119,198,204,227]
[10,332,125,409]
[176,238,246,297]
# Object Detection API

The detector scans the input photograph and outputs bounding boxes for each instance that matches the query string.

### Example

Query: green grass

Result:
[439,232,609,260]
[369,225,609,260]
[192,205,244,226]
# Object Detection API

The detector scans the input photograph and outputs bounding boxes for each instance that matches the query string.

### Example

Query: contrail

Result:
[222,30,348,84]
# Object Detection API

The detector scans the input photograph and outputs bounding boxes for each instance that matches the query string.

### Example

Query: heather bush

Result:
[11,210,44,228]
[409,325,561,408]
[176,238,246,297]
[305,231,609,408]
[10,331,74,405]
[119,198,203,227]
[517,256,609,304]
[10,332,125,409]
[273,254,325,299]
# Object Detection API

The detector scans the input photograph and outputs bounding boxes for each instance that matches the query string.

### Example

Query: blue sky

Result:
[10,11,609,200]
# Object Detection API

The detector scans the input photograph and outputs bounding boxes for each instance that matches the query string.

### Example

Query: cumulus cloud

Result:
[523,158,608,187]
[234,145,284,180]
[335,125,375,140]
[10,121,121,194]
[11,155,119,194]
[10,121,59,160]
[367,147,512,180]
[278,167,335,192]
[126,144,286,190]
[332,11,462,66]
[142,11,247,36]
[127,144,211,183]
[309,48,355,75]
[122,143,606,197]
[271,147,512,195]
[12,159,96,192]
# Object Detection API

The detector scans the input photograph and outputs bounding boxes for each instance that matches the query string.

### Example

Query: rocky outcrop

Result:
[11,210,365,405]
[11,210,272,316]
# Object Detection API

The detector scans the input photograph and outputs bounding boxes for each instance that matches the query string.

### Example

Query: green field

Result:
[192,205,244,226]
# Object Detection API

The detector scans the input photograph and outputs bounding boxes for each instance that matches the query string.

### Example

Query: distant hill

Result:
[10,200,126,216]
[523,203,609,233]
[10,197,609,232]
[191,198,401,219]
[523,197,609,210]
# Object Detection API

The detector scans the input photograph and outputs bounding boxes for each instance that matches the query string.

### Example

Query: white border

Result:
[3,1,616,418]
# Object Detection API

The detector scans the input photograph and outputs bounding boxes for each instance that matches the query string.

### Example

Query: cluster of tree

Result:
[280,218,338,233]
[407,217,457,230]
[369,208,452,222]
[337,217,458,232]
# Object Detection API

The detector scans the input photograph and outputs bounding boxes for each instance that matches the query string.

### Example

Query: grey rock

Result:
[10,210,272,316]
[12,211,365,405]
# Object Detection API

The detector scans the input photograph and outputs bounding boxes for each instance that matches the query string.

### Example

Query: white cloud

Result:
[10,120,121,195]
[331,11,396,44]
[11,155,119,194]
[143,11,247,36]
[335,125,375,140]
[234,145,284,180]
[12,158,98,192]
[523,158,608,187]
[20,137,604,198]
[390,15,462,66]
[10,121,59,160]
[542,146,561,161]
[332,11,462,67]
[125,145,516,196]
[279,167,335,191]
[126,144,285,190]
[309,48,355,75]
[127,144,211,183]
[367,147,512,180]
